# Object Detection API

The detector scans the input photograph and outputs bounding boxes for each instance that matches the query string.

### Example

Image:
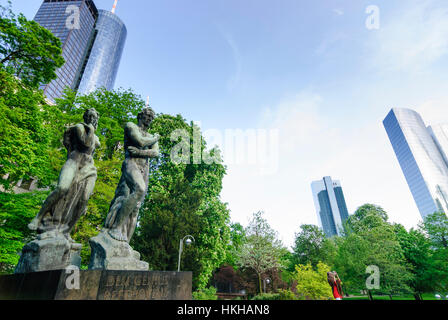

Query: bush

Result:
[251,289,298,300]
[277,289,298,300]
[192,287,218,300]
[251,293,281,300]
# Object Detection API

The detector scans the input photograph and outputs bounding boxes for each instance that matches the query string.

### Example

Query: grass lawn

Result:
[343,293,440,301]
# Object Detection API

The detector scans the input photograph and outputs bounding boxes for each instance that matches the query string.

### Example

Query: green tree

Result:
[291,224,338,270]
[394,224,435,299]
[0,69,57,190]
[419,212,448,292]
[335,204,414,299]
[0,191,49,273]
[223,222,246,269]
[294,262,333,300]
[237,211,284,294]
[422,212,448,249]
[0,3,64,190]
[0,1,64,87]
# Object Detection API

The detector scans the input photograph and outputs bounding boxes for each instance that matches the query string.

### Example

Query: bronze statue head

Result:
[83,108,99,129]
[137,107,155,127]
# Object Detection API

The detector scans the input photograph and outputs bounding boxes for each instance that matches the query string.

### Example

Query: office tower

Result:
[76,8,127,95]
[311,177,350,237]
[34,0,126,102]
[383,108,448,219]
[428,124,448,169]
[34,0,98,102]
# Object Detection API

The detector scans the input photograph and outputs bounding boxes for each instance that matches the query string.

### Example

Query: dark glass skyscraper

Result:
[34,0,98,102]
[384,108,448,219]
[77,9,127,95]
[311,176,350,237]
[34,0,126,102]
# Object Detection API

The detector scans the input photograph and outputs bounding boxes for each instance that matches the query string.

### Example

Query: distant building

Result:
[76,9,127,95]
[34,0,126,102]
[35,0,98,102]
[311,176,350,237]
[383,108,448,219]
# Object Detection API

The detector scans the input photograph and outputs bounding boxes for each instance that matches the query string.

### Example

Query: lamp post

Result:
[263,277,271,294]
[177,235,195,272]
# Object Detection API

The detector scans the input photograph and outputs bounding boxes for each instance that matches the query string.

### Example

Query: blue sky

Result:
[7,0,448,248]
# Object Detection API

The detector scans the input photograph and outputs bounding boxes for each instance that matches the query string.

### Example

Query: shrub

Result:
[277,289,298,300]
[192,287,218,300]
[251,293,281,300]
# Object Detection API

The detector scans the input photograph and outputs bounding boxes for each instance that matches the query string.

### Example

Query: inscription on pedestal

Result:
[97,271,190,300]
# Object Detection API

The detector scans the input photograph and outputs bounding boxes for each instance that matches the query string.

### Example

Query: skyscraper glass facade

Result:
[76,10,127,95]
[428,124,448,170]
[383,108,448,219]
[34,0,98,102]
[311,177,350,237]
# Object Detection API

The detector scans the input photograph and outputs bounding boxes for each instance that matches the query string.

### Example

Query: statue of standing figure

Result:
[16,109,100,273]
[89,107,159,271]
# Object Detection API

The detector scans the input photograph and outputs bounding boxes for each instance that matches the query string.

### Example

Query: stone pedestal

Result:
[0,270,192,300]
[14,235,81,274]
[89,231,148,271]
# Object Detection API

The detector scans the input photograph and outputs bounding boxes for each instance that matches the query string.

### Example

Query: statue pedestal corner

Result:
[15,234,81,274]
[88,231,148,271]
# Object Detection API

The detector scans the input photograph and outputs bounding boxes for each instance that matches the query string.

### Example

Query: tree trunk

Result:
[367,290,374,301]
[413,293,421,301]
[389,294,393,300]
[258,273,262,295]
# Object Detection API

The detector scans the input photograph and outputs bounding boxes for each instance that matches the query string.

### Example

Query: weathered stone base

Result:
[89,231,148,271]
[14,235,81,274]
[0,270,192,300]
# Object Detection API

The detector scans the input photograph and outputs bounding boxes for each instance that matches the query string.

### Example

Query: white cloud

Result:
[216,27,243,92]
[333,9,344,16]
[367,0,448,72]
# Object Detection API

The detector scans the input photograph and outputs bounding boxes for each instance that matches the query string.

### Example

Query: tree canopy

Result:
[0,1,64,87]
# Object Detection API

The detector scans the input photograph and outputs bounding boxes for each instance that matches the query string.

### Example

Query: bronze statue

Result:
[103,107,159,242]
[88,108,158,271]
[15,109,100,273]
[28,108,100,239]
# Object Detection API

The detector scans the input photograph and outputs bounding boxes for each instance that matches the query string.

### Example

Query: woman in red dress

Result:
[328,271,344,300]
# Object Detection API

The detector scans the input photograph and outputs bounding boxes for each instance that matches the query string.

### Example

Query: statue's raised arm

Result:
[125,122,159,149]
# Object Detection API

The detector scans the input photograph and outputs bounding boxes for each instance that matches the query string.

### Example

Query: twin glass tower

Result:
[384,108,448,219]
[311,177,350,237]
[34,0,127,102]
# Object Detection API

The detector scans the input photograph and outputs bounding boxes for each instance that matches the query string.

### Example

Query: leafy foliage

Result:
[0,191,49,273]
[334,204,414,296]
[422,211,448,249]
[291,224,337,269]
[236,211,284,294]
[0,69,58,190]
[192,286,218,300]
[0,1,64,87]
[294,262,333,300]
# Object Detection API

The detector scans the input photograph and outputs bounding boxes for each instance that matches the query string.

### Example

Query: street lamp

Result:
[263,277,271,294]
[177,235,195,272]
